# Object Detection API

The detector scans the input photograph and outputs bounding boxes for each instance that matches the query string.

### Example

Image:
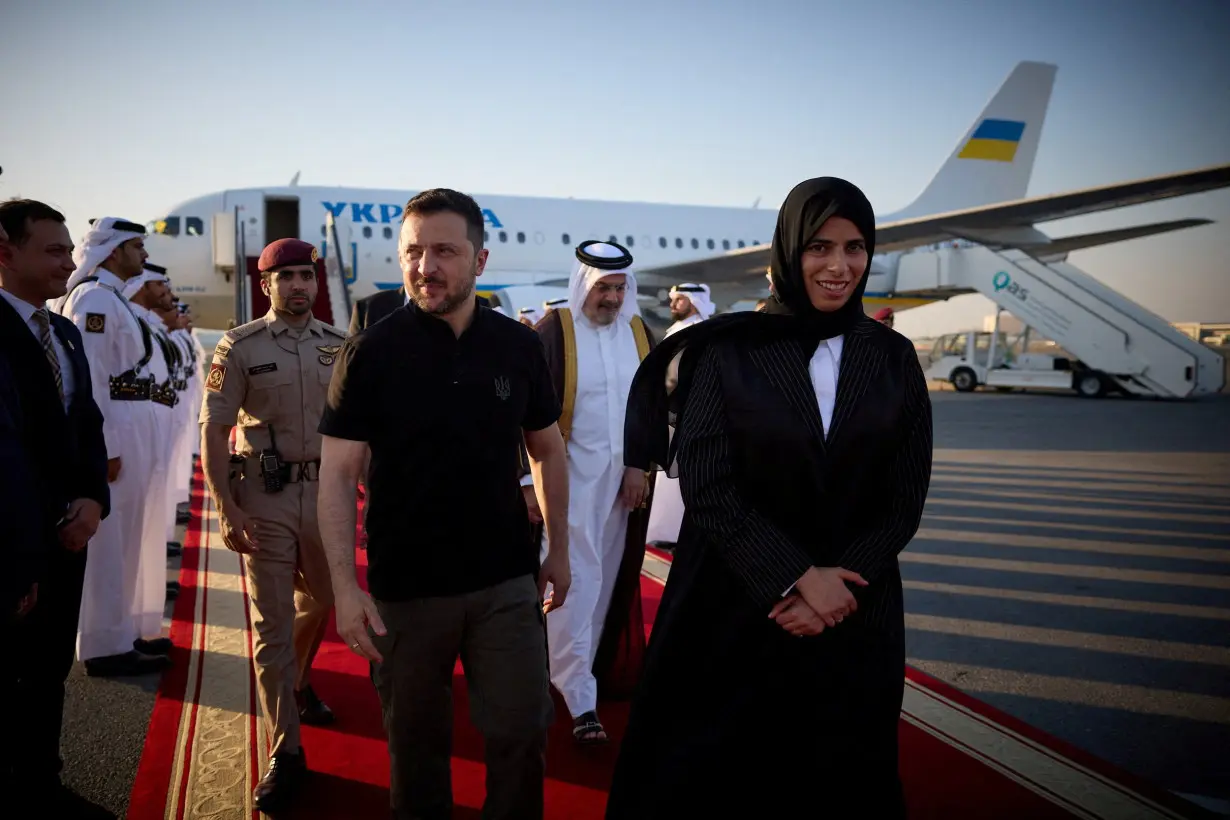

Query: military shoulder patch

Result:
[85,313,106,333]
[206,362,227,392]
[321,323,348,340]
[213,344,231,360]
[248,362,277,375]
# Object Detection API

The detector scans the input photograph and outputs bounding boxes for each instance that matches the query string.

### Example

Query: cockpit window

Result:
[150,216,180,236]
[148,216,205,238]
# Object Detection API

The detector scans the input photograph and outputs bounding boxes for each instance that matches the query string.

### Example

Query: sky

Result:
[1,0,1227,337]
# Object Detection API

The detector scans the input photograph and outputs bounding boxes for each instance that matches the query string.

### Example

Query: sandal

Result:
[572,711,609,745]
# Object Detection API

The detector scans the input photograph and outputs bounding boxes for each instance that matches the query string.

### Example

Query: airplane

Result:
[140,60,1229,332]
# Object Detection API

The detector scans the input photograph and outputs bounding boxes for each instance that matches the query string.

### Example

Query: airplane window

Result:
[737,240,745,248]
[363,226,372,238]
[517,231,525,244]
[675,238,683,248]
[562,233,571,245]
[691,238,699,249]
[150,216,180,237]
[499,231,508,243]
[383,227,393,239]
[484,231,489,243]
[707,239,715,250]
[321,226,327,237]
[722,239,730,250]
[608,234,617,243]
[626,236,635,247]
[659,237,667,248]
[186,217,204,236]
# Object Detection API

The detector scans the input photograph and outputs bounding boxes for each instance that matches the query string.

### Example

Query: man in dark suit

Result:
[347,285,405,335]
[1,355,41,615]
[0,198,111,807]
[348,286,491,335]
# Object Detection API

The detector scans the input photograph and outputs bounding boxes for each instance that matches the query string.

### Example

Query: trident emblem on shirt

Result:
[494,376,511,401]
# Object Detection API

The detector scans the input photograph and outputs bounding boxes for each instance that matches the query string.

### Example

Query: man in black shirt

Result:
[318,188,570,820]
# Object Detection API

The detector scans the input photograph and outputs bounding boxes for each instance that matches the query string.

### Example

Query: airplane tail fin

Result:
[897,61,1057,219]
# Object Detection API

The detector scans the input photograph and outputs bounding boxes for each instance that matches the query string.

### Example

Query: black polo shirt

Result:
[318,301,560,601]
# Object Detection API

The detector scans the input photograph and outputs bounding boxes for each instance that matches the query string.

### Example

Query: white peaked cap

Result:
[567,241,638,322]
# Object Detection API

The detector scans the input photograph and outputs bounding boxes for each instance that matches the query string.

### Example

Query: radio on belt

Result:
[260,424,284,494]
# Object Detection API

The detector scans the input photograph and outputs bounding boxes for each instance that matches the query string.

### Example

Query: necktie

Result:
[33,308,65,404]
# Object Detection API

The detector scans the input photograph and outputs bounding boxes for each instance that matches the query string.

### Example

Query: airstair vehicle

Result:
[897,246,1225,398]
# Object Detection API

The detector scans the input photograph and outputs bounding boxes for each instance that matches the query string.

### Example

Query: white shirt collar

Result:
[0,286,41,323]
[95,267,127,291]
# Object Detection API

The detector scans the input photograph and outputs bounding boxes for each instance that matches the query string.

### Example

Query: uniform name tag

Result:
[248,362,278,375]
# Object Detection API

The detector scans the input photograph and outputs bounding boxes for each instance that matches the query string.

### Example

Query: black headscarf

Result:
[624,177,876,472]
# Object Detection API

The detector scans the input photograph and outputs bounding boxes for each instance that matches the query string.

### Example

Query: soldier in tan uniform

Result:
[198,238,346,812]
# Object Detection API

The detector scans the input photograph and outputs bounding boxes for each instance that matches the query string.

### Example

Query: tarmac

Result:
[54,388,1230,818]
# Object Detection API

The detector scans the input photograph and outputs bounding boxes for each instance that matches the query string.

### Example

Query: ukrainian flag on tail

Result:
[958,118,1026,162]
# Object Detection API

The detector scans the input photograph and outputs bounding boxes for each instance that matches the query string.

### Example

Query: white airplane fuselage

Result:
[143,186,937,329]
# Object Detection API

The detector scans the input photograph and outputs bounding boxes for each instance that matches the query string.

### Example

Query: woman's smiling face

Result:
[800,216,868,312]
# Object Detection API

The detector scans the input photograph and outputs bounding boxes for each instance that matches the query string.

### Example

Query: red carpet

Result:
[128,468,1208,819]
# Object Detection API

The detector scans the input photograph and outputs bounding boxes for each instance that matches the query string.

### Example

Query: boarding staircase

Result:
[929,246,1226,398]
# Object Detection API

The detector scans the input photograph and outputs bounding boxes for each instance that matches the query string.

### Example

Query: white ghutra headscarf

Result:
[669,282,716,319]
[566,240,639,322]
[52,216,146,312]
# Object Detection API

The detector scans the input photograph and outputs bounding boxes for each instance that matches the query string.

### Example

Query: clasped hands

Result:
[769,566,868,637]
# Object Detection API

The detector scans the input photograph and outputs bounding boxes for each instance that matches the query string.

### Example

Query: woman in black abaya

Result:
[606,177,933,818]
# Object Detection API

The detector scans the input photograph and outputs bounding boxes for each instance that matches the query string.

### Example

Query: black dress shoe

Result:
[253,750,307,811]
[84,650,172,677]
[135,636,173,655]
[166,580,181,601]
[167,541,183,557]
[175,506,191,525]
[296,685,335,726]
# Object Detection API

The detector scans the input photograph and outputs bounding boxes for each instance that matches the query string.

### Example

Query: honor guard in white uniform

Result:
[163,291,199,554]
[52,218,172,676]
[645,282,718,548]
[199,238,343,811]
[121,268,179,641]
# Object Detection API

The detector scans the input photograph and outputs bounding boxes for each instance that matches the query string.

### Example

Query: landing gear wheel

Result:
[951,367,977,393]
[1075,372,1105,398]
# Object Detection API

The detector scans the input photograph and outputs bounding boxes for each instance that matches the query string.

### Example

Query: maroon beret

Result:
[258,238,319,272]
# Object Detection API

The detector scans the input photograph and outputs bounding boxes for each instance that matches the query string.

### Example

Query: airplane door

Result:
[264,196,299,245]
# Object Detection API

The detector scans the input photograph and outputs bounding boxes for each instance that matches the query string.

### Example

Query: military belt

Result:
[241,456,321,484]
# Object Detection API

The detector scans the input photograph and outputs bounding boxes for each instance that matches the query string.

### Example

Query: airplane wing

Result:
[1020,218,1211,261]
[635,163,1230,287]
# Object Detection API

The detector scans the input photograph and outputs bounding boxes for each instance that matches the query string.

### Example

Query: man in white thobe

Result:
[517,306,542,327]
[522,241,655,744]
[52,218,171,675]
[645,282,718,548]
